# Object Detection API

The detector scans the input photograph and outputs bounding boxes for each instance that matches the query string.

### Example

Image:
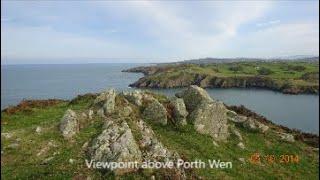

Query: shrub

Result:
[228,65,243,72]
[257,67,273,75]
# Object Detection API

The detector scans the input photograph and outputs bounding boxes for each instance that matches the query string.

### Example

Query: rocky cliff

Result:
[124,63,319,94]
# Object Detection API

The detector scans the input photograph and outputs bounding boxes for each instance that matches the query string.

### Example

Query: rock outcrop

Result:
[143,100,168,125]
[176,85,213,112]
[170,98,188,126]
[227,112,269,133]
[93,89,116,115]
[122,91,144,106]
[88,118,142,175]
[59,109,79,139]
[177,85,229,141]
[135,120,186,178]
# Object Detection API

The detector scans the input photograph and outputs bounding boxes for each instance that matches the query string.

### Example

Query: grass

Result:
[133,61,319,92]
[1,92,319,179]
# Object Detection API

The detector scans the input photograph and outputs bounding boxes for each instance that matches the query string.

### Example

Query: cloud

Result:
[1,25,143,61]
[1,1,319,63]
[256,20,281,27]
[115,1,273,59]
[224,22,319,57]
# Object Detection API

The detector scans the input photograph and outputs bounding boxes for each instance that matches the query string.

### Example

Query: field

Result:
[127,61,319,94]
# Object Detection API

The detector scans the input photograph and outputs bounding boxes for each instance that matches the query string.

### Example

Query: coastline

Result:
[123,62,319,95]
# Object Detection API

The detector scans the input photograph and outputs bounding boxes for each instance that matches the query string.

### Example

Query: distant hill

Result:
[172,56,319,65]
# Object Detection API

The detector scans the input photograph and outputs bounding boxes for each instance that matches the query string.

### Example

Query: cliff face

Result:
[129,74,319,94]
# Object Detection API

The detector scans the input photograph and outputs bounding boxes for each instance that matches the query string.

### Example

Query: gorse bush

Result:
[257,67,273,75]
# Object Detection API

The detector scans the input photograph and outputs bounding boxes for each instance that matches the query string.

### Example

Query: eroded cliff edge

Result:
[123,62,319,94]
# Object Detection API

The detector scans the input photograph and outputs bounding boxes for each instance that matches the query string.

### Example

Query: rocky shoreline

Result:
[123,65,319,95]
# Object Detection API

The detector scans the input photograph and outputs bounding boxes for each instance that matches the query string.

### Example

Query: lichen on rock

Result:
[59,109,79,139]
[176,85,213,112]
[93,89,116,115]
[178,85,230,141]
[88,118,142,175]
[143,100,167,125]
[170,97,188,126]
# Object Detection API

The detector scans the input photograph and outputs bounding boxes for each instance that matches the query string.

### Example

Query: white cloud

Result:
[224,22,319,57]
[256,20,281,27]
[1,1,318,63]
[1,25,143,61]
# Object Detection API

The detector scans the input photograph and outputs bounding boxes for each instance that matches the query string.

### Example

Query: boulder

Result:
[122,90,143,106]
[119,105,133,117]
[93,89,116,115]
[170,98,188,126]
[143,100,167,125]
[189,101,229,141]
[231,127,243,141]
[88,119,142,175]
[135,120,186,178]
[35,126,42,134]
[122,90,156,106]
[59,109,79,139]
[136,120,173,160]
[278,132,295,142]
[176,85,213,112]
[227,111,269,133]
[241,118,269,133]
[237,142,245,149]
[88,109,94,119]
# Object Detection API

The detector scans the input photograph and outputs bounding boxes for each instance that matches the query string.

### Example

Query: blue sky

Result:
[1,1,319,64]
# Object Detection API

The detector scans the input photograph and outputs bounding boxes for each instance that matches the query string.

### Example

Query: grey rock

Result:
[237,142,245,149]
[136,120,172,160]
[231,127,243,141]
[88,118,142,175]
[176,85,213,112]
[97,108,105,118]
[256,121,269,133]
[35,126,42,134]
[278,132,295,142]
[212,140,219,147]
[228,115,248,123]
[170,98,188,126]
[189,101,229,141]
[69,159,75,164]
[143,100,167,125]
[122,90,144,106]
[42,157,54,164]
[7,143,19,149]
[135,120,186,178]
[240,117,269,133]
[1,132,13,139]
[88,109,94,119]
[94,89,116,115]
[59,109,79,139]
[119,105,133,117]
[238,158,245,163]
[242,118,257,130]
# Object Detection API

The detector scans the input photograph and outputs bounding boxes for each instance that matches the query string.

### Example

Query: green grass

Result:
[139,61,319,90]
[1,92,319,179]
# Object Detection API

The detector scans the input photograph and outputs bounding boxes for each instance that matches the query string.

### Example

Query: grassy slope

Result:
[140,61,319,88]
[1,95,319,179]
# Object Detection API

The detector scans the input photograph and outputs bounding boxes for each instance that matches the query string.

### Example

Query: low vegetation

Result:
[125,61,319,94]
[1,89,319,179]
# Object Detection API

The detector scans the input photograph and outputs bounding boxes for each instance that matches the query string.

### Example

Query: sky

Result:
[1,1,319,64]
